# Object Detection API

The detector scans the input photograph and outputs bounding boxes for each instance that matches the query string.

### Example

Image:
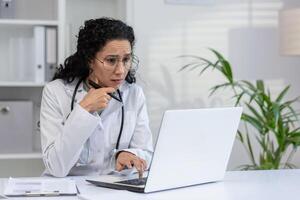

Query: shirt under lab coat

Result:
[40,79,153,177]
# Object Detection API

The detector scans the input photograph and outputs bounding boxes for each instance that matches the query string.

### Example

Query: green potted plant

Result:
[180,49,300,170]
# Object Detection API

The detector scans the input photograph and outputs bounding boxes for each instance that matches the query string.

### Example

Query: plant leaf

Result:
[275,85,290,103]
[245,132,256,166]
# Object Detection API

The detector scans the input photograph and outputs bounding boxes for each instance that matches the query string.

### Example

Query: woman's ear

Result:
[88,59,97,76]
[88,58,95,69]
[87,59,95,78]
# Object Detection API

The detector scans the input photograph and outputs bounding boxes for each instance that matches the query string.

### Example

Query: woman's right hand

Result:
[79,87,115,113]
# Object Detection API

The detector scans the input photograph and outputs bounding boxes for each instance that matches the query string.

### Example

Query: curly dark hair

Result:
[53,17,136,84]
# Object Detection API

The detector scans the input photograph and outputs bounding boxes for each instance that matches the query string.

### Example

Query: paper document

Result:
[4,178,77,197]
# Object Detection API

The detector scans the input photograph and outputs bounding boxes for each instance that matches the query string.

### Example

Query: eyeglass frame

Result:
[94,54,139,71]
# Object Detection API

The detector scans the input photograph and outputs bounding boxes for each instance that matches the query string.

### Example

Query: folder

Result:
[45,27,57,82]
[4,178,78,197]
[34,26,46,83]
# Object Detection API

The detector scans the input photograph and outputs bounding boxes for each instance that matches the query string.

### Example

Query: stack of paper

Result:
[4,178,77,197]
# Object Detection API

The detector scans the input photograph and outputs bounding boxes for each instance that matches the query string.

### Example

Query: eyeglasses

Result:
[95,54,139,71]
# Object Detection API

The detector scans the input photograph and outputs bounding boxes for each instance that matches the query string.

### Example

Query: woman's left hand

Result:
[116,151,147,177]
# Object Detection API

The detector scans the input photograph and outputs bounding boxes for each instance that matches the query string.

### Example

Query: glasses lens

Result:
[123,56,133,70]
[103,57,117,70]
[101,55,138,71]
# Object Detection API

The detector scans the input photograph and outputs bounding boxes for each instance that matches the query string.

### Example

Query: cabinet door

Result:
[0,101,33,153]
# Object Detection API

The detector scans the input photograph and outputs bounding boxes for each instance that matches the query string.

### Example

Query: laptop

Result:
[86,107,242,193]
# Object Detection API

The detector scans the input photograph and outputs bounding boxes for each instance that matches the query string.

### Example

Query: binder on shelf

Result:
[8,37,34,82]
[45,27,57,82]
[34,26,46,83]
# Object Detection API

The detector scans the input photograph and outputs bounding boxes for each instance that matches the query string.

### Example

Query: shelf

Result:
[0,82,46,87]
[0,19,59,26]
[0,153,42,160]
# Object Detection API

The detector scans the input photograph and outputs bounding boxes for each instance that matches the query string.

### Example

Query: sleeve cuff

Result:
[109,149,139,171]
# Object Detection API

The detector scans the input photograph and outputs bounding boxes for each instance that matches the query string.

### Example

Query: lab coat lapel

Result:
[64,79,86,105]
[100,98,122,119]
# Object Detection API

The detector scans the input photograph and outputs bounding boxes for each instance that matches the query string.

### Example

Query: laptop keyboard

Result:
[116,178,147,186]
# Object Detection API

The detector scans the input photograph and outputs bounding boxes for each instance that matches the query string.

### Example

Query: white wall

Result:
[126,0,300,170]
[65,0,124,56]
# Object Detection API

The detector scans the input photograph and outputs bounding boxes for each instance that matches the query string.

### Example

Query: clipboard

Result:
[4,178,78,197]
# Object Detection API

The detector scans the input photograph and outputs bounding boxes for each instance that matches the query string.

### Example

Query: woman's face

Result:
[89,39,132,89]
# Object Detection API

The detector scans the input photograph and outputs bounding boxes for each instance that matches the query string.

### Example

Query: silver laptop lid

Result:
[145,107,242,193]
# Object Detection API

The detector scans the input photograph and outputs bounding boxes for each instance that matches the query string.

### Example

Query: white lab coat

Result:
[40,79,153,177]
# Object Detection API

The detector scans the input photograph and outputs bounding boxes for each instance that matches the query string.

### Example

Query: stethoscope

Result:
[70,77,124,150]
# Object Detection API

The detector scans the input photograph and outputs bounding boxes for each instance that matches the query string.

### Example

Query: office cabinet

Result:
[0,101,33,153]
[0,0,60,162]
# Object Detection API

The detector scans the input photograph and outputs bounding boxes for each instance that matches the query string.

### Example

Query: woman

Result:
[40,18,153,177]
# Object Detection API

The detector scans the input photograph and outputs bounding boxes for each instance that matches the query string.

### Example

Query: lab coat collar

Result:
[64,78,84,94]
[64,78,130,94]
[64,78,130,117]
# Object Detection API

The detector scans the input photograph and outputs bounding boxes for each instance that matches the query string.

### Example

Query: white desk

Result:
[1,169,299,200]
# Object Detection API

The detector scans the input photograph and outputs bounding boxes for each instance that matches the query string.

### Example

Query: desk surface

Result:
[1,169,299,200]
